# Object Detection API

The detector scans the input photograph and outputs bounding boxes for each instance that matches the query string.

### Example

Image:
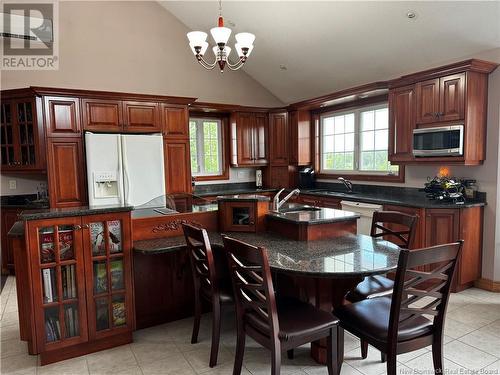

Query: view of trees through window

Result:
[189,118,222,176]
[321,105,398,174]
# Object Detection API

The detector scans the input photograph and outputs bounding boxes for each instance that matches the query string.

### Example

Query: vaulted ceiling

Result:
[160,1,500,104]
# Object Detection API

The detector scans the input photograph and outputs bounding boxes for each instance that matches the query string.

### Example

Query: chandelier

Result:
[186,0,255,72]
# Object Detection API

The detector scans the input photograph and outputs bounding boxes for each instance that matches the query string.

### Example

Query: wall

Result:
[0,1,283,107]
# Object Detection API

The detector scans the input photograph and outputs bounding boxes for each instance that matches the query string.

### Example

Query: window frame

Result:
[189,114,229,181]
[316,102,405,182]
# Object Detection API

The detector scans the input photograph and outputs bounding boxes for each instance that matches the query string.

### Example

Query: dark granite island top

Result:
[134,232,400,278]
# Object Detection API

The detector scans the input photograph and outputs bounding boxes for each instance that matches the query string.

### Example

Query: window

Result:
[320,104,398,175]
[189,118,223,176]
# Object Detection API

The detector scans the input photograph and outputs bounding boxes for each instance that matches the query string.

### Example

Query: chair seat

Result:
[347,275,394,302]
[200,280,234,304]
[246,297,339,342]
[335,297,432,345]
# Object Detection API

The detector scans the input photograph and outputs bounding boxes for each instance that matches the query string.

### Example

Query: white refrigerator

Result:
[85,132,166,208]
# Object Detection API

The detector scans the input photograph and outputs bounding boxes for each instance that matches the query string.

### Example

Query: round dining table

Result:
[207,231,402,364]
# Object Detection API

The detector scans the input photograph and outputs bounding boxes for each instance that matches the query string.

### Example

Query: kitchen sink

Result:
[275,204,321,214]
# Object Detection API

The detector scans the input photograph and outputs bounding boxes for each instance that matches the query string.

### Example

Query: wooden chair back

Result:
[182,223,219,299]
[370,211,418,249]
[388,241,463,346]
[222,235,279,342]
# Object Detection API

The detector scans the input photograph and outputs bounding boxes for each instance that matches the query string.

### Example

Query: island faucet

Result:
[337,177,353,193]
[272,188,300,211]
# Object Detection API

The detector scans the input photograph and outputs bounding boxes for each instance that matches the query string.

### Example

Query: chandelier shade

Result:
[186,0,254,72]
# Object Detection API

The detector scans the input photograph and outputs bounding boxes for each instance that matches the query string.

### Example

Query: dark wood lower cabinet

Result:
[384,204,483,292]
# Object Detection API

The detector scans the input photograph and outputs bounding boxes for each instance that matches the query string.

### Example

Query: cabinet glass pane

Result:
[93,260,108,294]
[18,103,26,122]
[112,295,126,327]
[90,222,106,256]
[44,306,61,342]
[110,259,124,290]
[232,207,251,225]
[61,264,77,300]
[64,303,79,338]
[39,227,56,263]
[58,225,75,261]
[108,220,122,254]
[95,298,109,331]
[41,267,58,303]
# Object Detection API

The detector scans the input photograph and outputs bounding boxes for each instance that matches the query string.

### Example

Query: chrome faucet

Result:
[337,177,353,193]
[272,188,300,211]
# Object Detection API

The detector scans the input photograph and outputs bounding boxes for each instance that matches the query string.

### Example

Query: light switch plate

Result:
[9,180,16,189]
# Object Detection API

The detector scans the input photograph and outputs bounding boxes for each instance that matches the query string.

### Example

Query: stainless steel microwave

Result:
[413,125,464,157]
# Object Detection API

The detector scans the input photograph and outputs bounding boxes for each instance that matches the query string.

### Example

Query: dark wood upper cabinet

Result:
[231,112,268,166]
[269,112,288,165]
[82,99,123,132]
[416,73,465,124]
[47,137,87,208]
[1,95,46,171]
[388,85,415,162]
[161,105,188,138]
[254,113,268,165]
[44,96,81,137]
[415,78,440,124]
[439,73,465,122]
[164,139,192,194]
[123,101,160,133]
[288,109,311,166]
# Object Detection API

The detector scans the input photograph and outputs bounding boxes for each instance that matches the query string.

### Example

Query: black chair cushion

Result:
[245,297,339,342]
[347,275,394,302]
[200,279,234,304]
[335,297,432,345]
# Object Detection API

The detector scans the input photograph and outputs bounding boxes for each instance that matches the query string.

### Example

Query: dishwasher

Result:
[340,201,382,235]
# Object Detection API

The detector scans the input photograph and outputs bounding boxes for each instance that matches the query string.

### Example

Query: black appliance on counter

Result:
[424,176,465,204]
[298,167,315,189]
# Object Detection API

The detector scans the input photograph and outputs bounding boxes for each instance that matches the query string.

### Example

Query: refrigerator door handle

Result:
[121,137,131,205]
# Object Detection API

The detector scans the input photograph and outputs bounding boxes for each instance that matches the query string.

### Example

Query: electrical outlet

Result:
[9,180,17,190]
[237,170,245,179]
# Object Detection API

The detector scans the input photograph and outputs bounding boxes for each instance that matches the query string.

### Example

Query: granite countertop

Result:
[8,221,24,237]
[18,204,134,221]
[134,232,400,278]
[132,203,218,219]
[266,205,360,225]
[194,187,278,198]
[300,188,486,209]
[216,194,271,202]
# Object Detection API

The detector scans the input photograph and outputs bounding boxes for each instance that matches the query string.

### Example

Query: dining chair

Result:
[222,235,340,375]
[182,223,234,368]
[346,211,417,360]
[335,241,463,375]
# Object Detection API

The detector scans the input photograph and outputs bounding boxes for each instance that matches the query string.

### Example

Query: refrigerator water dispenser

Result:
[93,171,119,198]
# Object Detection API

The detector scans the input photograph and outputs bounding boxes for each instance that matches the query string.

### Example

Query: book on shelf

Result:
[45,316,61,342]
[90,223,105,255]
[65,305,79,337]
[94,262,107,294]
[95,301,109,331]
[59,230,74,260]
[62,265,77,299]
[112,301,126,326]
[108,220,122,253]
[40,233,55,263]
[42,269,53,303]
[110,260,124,290]
[62,266,67,299]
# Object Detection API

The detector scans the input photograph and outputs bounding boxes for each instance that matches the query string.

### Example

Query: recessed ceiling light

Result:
[279,64,287,71]
[406,11,417,20]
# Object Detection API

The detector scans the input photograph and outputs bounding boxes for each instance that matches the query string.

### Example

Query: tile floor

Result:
[1,275,500,375]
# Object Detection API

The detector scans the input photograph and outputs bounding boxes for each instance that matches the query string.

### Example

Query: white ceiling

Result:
[160,1,500,104]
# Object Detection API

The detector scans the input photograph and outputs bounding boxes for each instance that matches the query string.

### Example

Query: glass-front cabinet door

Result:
[82,212,133,339]
[28,217,89,350]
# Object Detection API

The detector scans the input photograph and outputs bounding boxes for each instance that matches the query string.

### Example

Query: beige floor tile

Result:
[459,288,500,304]
[0,311,21,328]
[130,341,180,366]
[140,356,195,375]
[183,345,234,373]
[444,317,478,339]
[91,365,144,375]
[0,337,28,358]
[87,345,138,374]
[443,340,498,370]
[397,347,430,363]
[343,346,406,375]
[0,351,37,375]
[459,329,500,357]
[483,359,500,372]
[198,362,252,375]
[1,322,21,342]
[479,319,500,338]
[133,326,173,344]
[36,357,88,375]
[304,362,363,375]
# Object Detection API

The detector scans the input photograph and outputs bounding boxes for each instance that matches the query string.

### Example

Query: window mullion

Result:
[354,110,360,172]
[197,120,204,175]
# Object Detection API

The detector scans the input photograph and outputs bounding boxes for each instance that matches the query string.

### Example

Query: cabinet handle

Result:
[82,224,89,229]
[73,225,82,230]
